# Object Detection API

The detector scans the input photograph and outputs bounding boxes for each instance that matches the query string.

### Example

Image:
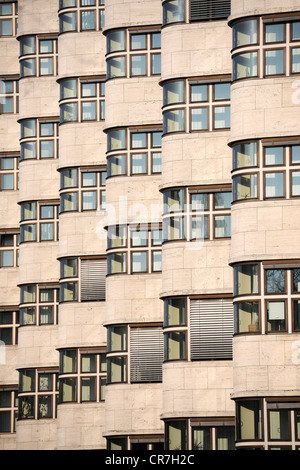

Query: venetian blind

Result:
[190,299,234,359]
[190,0,231,21]
[80,258,106,301]
[130,327,164,382]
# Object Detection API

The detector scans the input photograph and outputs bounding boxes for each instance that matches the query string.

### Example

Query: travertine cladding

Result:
[104,78,162,129]
[0,115,19,151]
[17,326,59,369]
[161,133,232,188]
[18,161,59,203]
[17,0,58,36]
[0,192,19,228]
[18,243,59,285]
[0,270,19,306]
[57,303,106,349]
[0,434,16,451]
[58,32,106,78]
[16,420,57,450]
[161,21,231,82]
[104,0,162,31]
[162,361,234,419]
[105,274,162,324]
[18,78,59,119]
[230,78,300,144]
[0,348,18,385]
[230,200,300,264]
[58,213,107,259]
[232,334,300,398]
[162,241,233,297]
[105,176,162,225]
[105,383,163,436]
[0,39,19,75]
[56,404,106,450]
[230,0,300,22]
[58,123,106,169]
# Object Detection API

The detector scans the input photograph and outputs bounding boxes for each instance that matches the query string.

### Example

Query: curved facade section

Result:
[103,0,162,31]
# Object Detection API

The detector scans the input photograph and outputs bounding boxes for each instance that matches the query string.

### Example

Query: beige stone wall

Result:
[230,78,300,144]
[0,269,19,306]
[105,383,164,436]
[105,274,162,324]
[18,242,59,285]
[17,326,59,369]
[161,21,231,82]
[0,115,19,151]
[0,192,19,228]
[230,0,300,23]
[162,361,234,419]
[0,347,18,384]
[0,434,16,451]
[162,241,233,297]
[57,302,106,349]
[58,123,106,169]
[230,200,300,264]
[16,419,57,450]
[17,0,58,36]
[18,160,59,203]
[58,32,106,79]
[18,78,59,120]
[232,334,300,398]
[56,403,106,450]
[104,0,162,31]
[161,133,232,189]
[104,78,162,129]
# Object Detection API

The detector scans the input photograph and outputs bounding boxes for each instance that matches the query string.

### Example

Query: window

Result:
[162,0,184,25]
[107,224,162,275]
[234,262,300,335]
[0,154,19,190]
[0,2,18,37]
[59,0,105,33]
[0,310,19,345]
[0,78,19,114]
[19,36,58,78]
[0,232,19,267]
[59,256,106,302]
[236,399,262,441]
[19,284,59,326]
[60,166,106,212]
[232,16,300,81]
[0,389,18,432]
[20,201,59,243]
[163,79,231,135]
[106,324,163,384]
[232,139,300,202]
[18,369,58,419]
[192,423,235,450]
[20,119,59,161]
[162,186,232,242]
[165,420,187,450]
[58,349,107,403]
[59,77,105,123]
[106,29,161,80]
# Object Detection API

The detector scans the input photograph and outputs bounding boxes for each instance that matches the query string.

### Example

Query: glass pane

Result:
[40,223,54,240]
[151,32,161,48]
[191,193,208,211]
[0,328,12,344]
[60,12,77,33]
[38,396,52,418]
[163,0,184,25]
[131,34,146,50]
[264,146,284,165]
[0,311,13,324]
[60,103,77,122]
[152,152,161,173]
[266,301,286,332]
[190,84,207,102]
[152,53,161,74]
[233,52,258,80]
[108,357,126,383]
[269,410,290,440]
[191,216,208,240]
[234,302,259,334]
[234,264,259,296]
[292,48,300,73]
[21,202,36,220]
[0,4,12,15]
[21,119,36,138]
[40,288,54,302]
[237,400,262,440]
[0,391,11,407]
[152,250,162,271]
[19,396,34,419]
[163,217,185,241]
[107,253,126,274]
[1,250,13,267]
[163,81,184,105]
[40,140,54,158]
[107,225,127,249]
[131,251,147,272]
[233,174,257,200]
[20,37,35,55]
[107,56,126,78]
[82,172,96,186]
[60,258,77,278]
[265,23,284,43]
[107,129,126,151]
[107,30,125,53]
[21,141,36,160]
[266,269,285,293]
[20,307,35,325]
[82,191,96,210]
[233,19,258,48]
[107,154,126,176]
[61,168,77,188]
[191,108,208,131]
[292,22,300,40]
[81,83,96,97]
[1,174,13,190]
[163,109,185,133]
[1,97,13,113]
[81,10,95,30]
[39,306,53,324]
[39,373,52,391]
[108,326,126,352]
[213,106,230,129]
[131,132,146,148]
[214,215,231,238]
[1,157,14,170]
[60,350,77,373]
[265,50,284,76]
[60,378,77,402]
[81,354,96,372]
[293,269,300,292]
[20,370,35,392]
[214,192,232,209]
[60,282,77,301]
[82,101,96,120]
[60,79,77,99]
[39,58,53,75]
[214,83,231,100]
[152,131,162,147]
[131,153,147,174]
[20,59,36,77]
[233,142,257,169]
[264,172,284,198]
[193,428,210,450]
[39,40,53,53]
[131,230,147,247]
[164,298,186,326]
[20,285,36,303]
[164,189,185,212]
[40,205,54,219]
[0,411,10,432]
[217,427,235,450]
[292,171,300,195]
[60,192,78,211]
[0,19,12,36]
[165,331,186,360]
[131,55,146,76]
[40,122,54,137]
[81,377,95,401]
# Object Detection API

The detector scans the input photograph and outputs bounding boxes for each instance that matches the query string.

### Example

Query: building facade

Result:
[0,0,300,451]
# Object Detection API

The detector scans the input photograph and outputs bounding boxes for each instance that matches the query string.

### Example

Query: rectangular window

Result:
[130,327,164,382]
[264,49,284,76]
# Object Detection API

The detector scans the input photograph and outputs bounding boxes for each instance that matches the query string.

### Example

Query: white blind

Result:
[190,299,233,359]
[130,327,164,382]
[80,258,106,301]
[190,0,231,21]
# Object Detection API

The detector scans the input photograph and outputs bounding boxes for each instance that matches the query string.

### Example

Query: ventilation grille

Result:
[190,0,231,21]
[130,327,164,383]
[190,299,234,360]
